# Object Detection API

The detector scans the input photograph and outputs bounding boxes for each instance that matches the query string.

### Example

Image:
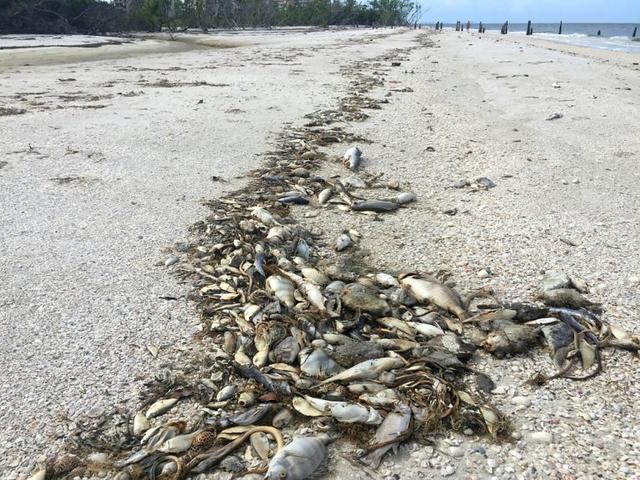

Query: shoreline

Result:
[1,27,639,480]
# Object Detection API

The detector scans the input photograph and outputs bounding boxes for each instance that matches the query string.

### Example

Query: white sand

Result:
[1,27,639,479]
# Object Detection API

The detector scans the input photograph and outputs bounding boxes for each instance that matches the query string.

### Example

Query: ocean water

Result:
[437,23,640,54]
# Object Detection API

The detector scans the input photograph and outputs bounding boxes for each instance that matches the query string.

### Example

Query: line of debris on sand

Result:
[27,32,639,480]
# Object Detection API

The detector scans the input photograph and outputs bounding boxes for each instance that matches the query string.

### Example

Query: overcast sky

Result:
[420,0,640,23]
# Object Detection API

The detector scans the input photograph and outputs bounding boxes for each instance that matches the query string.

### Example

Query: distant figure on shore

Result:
[597,30,601,36]
[466,20,471,32]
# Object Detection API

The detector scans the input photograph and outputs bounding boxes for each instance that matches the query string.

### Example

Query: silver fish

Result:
[334,231,353,251]
[314,357,404,388]
[265,436,329,480]
[352,200,399,213]
[343,146,362,170]
[363,404,412,468]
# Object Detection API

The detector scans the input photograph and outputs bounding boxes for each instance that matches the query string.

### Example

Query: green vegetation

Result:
[0,0,421,34]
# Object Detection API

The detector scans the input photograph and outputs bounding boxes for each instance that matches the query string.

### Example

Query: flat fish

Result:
[352,200,399,213]
[265,436,329,480]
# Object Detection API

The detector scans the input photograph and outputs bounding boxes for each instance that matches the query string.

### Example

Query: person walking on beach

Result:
[466,20,471,32]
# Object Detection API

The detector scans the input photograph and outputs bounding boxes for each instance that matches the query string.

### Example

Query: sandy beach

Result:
[1,27,639,480]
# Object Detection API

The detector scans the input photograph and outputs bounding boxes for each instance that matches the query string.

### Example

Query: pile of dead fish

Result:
[32,40,639,480]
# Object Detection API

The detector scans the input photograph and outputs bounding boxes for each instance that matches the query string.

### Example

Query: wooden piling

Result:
[478,22,483,33]
[633,26,637,38]
[526,20,532,36]
[558,21,563,35]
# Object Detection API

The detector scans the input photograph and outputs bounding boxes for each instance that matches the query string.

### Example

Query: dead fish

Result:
[375,272,399,288]
[363,404,412,468]
[318,188,333,206]
[271,336,300,364]
[300,348,344,378]
[146,398,178,419]
[272,408,294,428]
[540,289,600,309]
[254,252,267,277]
[280,270,327,313]
[352,200,399,213]
[157,431,199,453]
[301,267,330,286]
[313,357,404,388]
[302,396,382,424]
[400,275,467,320]
[482,321,540,357]
[164,256,178,267]
[341,283,389,315]
[278,194,309,205]
[334,231,353,251]
[546,112,563,121]
[396,192,416,205]
[266,275,296,309]
[133,412,150,436]
[296,239,311,260]
[217,385,237,402]
[343,146,362,170]
[265,436,329,480]
[406,321,444,337]
[329,340,385,367]
[252,207,279,226]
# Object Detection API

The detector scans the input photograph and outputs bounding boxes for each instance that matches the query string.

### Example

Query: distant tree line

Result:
[0,0,421,34]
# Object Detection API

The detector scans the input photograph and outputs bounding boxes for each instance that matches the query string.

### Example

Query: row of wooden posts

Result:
[434,21,637,38]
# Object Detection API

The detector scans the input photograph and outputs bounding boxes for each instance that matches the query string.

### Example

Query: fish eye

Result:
[279,472,287,479]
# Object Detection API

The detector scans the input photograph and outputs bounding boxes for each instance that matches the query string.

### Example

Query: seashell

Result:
[146,398,179,418]
[133,412,150,436]
[27,469,46,480]
[191,430,216,450]
[217,385,237,402]
[112,472,131,480]
[396,192,416,204]
[266,275,296,308]
[250,432,271,461]
[238,391,256,408]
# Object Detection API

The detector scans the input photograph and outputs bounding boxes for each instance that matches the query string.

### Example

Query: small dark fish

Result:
[233,362,291,396]
[219,403,273,428]
[278,195,309,205]
[540,289,600,309]
[254,252,267,277]
[352,200,399,213]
